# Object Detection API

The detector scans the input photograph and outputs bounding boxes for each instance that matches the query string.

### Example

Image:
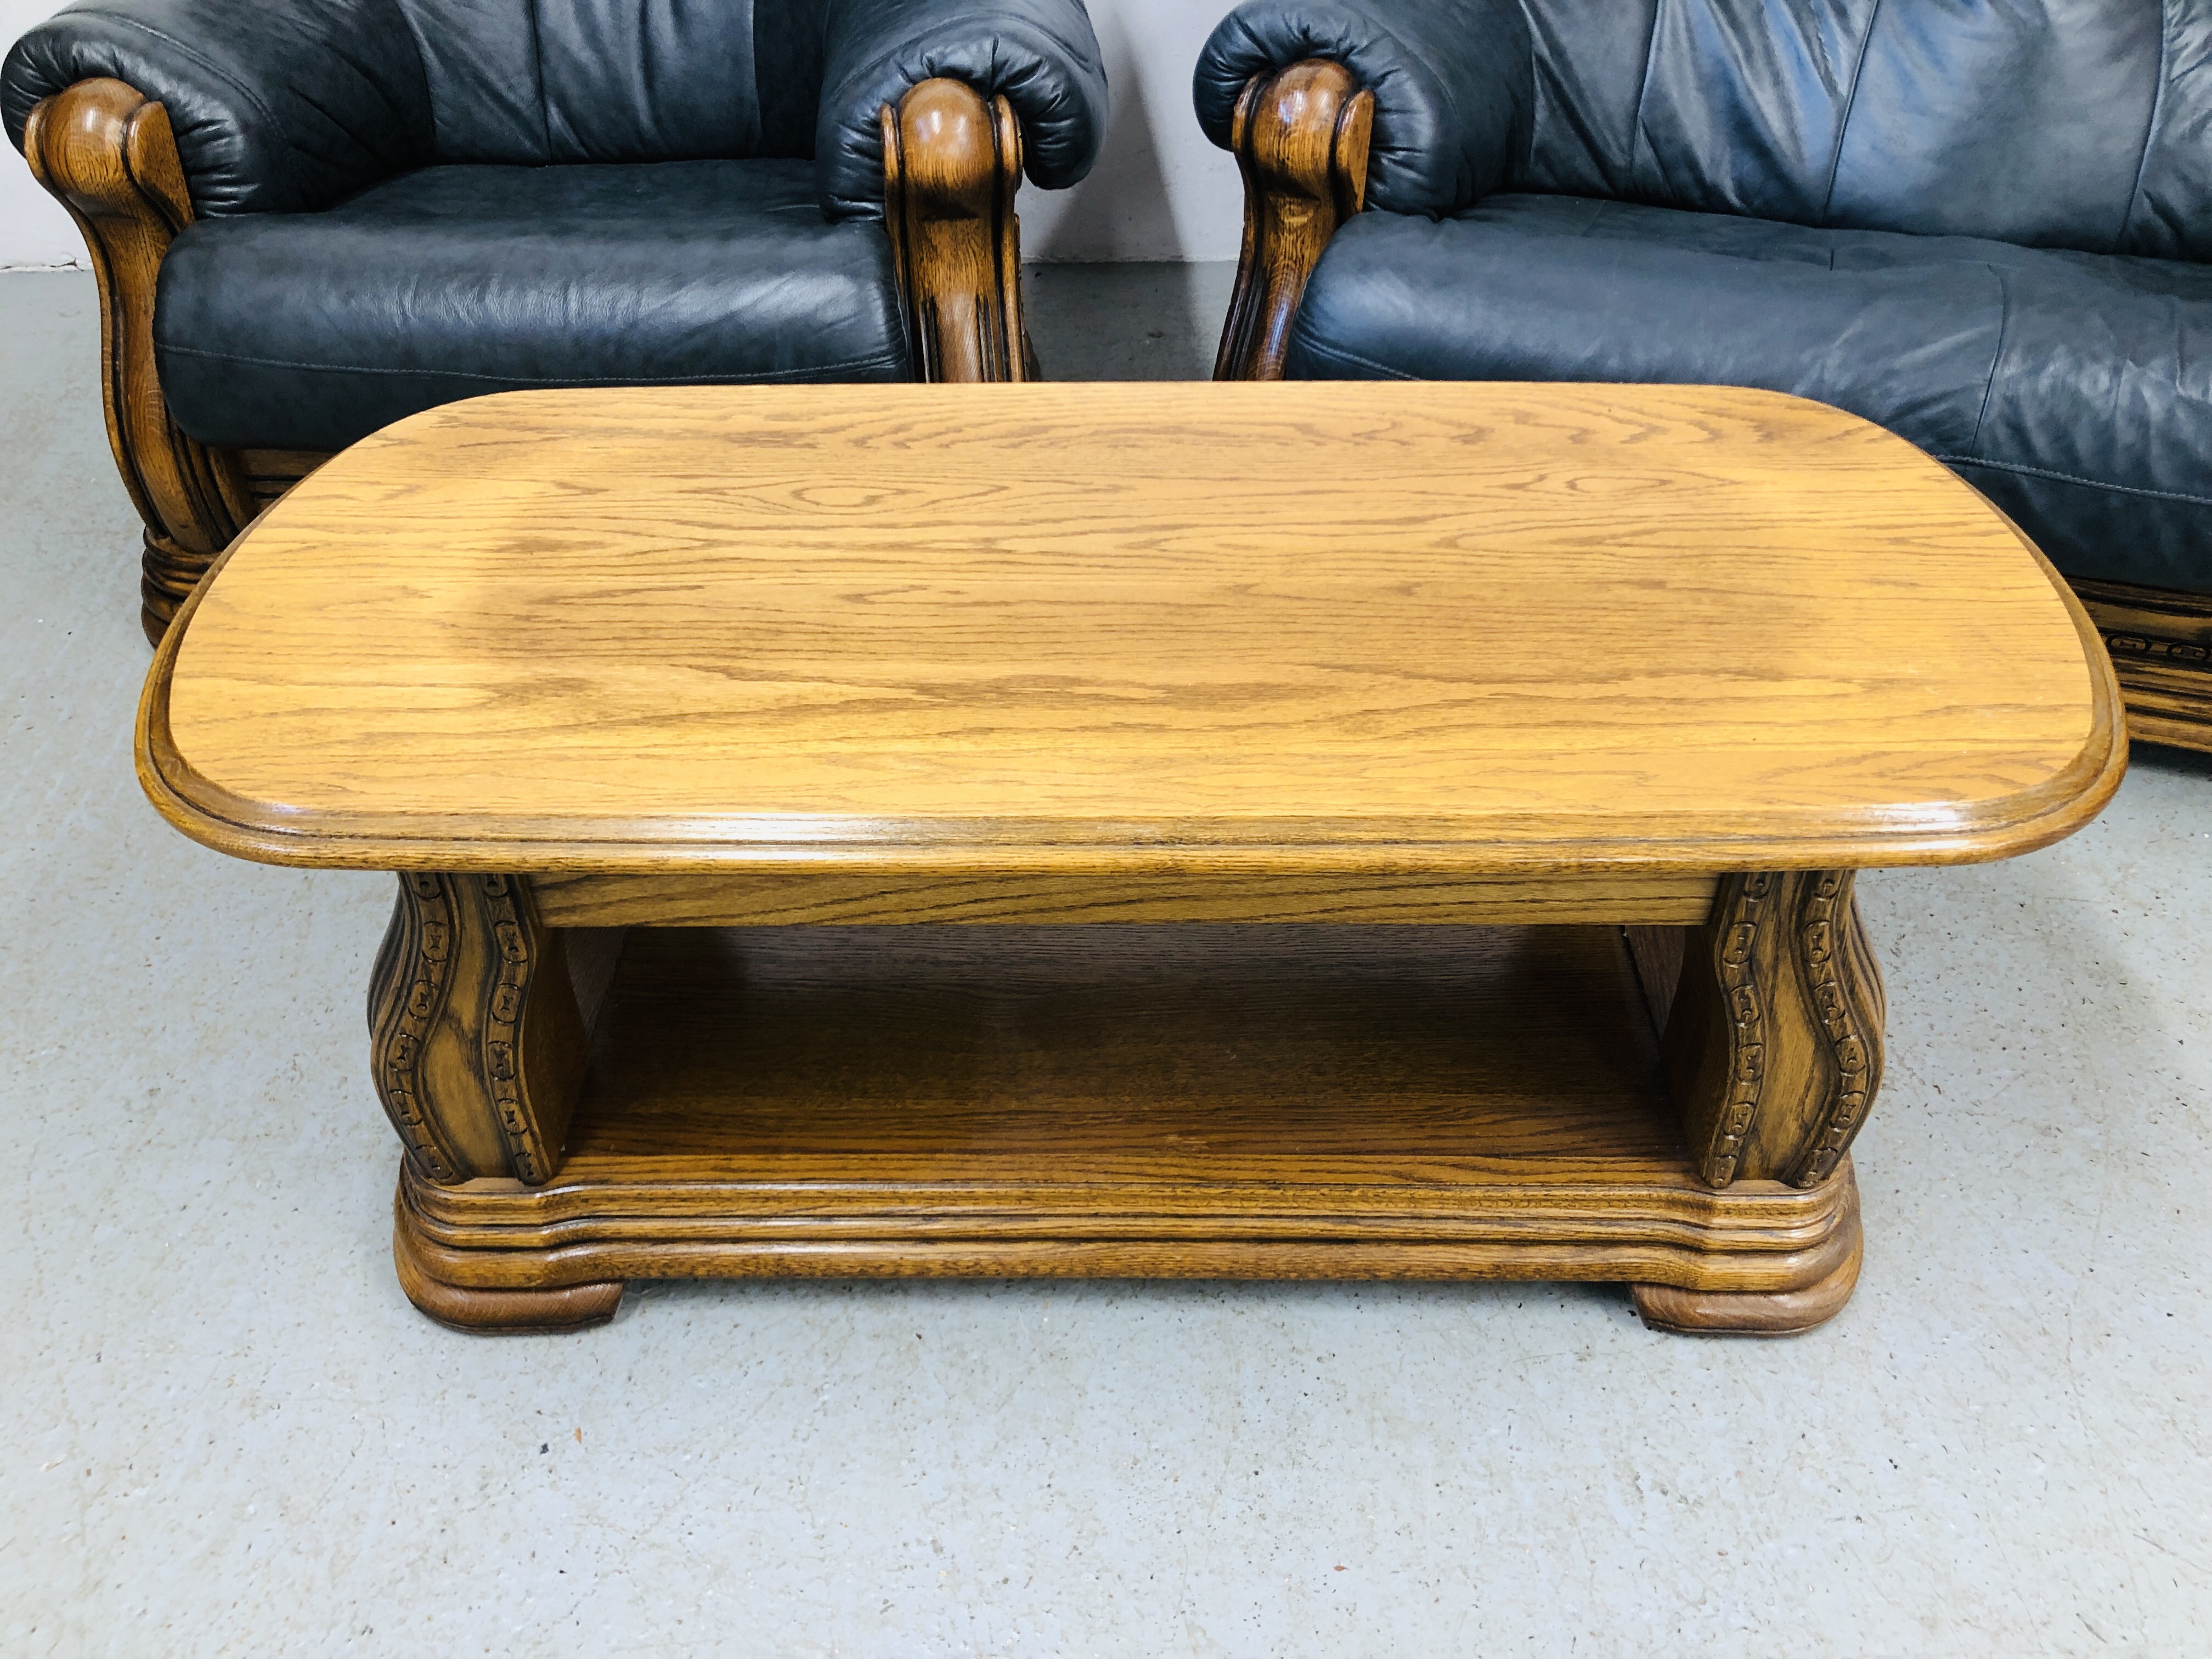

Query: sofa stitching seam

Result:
[1819,0,1882,223]
[741,0,764,154]
[155,344,909,382]
[1623,2,1663,194]
[2119,0,2171,252]
[1968,263,2008,458]
[525,0,552,159]
[76,14,290,199]
[1939,454,2212,510]
[388,8,441,154]
[1276,346,2212,511]
[1285,337,1420,380]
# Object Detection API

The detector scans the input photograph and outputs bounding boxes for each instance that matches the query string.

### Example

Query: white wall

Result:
[0,0,1240,267]
[1,0,80,265]
[1020,0,1244,262]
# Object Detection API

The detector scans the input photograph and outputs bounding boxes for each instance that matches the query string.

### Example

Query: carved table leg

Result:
[882,78,1031,383]
[1213,60,1374,382]
[1629,870,1887,1334]
[22,78,255,643]
[370,873,623,1330]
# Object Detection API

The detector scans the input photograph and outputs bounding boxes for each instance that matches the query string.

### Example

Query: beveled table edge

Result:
[137,454,2126,879]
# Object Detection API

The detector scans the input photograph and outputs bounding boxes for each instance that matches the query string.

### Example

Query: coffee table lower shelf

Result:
[391,923,1863,1336]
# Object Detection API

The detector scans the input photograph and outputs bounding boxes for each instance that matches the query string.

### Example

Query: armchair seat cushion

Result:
[1291,196,2212,595]
[154,158,909,453]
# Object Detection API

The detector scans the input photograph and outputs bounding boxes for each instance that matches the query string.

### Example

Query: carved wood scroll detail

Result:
[1792,871,1885,1185]
[2100,628,2212,668]
[369,874,465,1182]
[480,874,559,1184]
[368,874,589,1186]
[882,78,1032,383]
[22,78,255,644]
[1701,871,1775,1186]
[1659,871,1887,1189]
[1214,60,1374,382]
[2070,576,2212,754]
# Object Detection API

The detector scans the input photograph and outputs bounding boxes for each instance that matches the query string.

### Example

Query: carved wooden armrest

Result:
[1213,60,1374,382]
[24,77,256,642]
[881,78,1035,383]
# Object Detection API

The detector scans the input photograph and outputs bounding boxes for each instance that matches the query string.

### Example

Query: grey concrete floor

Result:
[4,266,2211,1656]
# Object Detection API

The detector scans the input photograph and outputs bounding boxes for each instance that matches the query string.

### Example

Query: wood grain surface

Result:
[565,923,1683,1176]
[528,867,1721,927]
[140,382,2121,875]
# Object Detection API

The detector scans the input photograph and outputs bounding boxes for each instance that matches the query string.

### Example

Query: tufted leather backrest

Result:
[1513,0,2208,260]
[397,0,828,163]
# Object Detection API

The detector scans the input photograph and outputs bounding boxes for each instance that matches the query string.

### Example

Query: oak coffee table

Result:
[138,383,2123,1335]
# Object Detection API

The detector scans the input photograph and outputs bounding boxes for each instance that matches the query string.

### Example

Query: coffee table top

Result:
[140,382,2121,876]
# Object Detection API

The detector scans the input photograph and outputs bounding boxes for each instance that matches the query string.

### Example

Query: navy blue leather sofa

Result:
[1198,0,2212,750]
[4,0,1105,638]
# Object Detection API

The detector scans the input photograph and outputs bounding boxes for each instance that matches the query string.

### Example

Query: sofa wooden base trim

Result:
[2070,577,2212,753]
[236,447,330,507]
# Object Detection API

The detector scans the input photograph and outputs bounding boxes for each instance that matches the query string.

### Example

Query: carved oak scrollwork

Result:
[1658,870,1887,1190]
[1214,59,1374,382]
[1790,871,1885,1185]
[479,873,575,1184]
[1699,871,1776,1186]
[22,78,255,644]
[881,77,1033,383]
[368,873,589,1186]
[2069,575,2212,753]
[369,873,466,1182]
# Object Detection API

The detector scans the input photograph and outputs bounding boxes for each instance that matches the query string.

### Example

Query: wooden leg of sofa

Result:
[1212,61,1374,382]
[2070,577,2212,753]
[23,77,255,644]
[882,78,1031,383]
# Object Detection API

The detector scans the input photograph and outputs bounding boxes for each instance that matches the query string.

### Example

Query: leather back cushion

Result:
[398,0,826,162]
[1515,0,2208,259]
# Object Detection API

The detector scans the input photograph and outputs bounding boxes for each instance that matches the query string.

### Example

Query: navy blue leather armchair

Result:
[1198,0,2212,751]
[4,0,1105,639]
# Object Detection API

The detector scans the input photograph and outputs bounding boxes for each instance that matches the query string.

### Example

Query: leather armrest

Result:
[3,0,431,216]
[1193,0,1530,217]
[814,0,1108,221]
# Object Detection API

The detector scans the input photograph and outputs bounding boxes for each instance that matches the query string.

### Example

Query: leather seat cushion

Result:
[1291,195,2212,594]
[154,159,909,453]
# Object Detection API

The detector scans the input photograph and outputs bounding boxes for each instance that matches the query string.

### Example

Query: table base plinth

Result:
[393,1162,1861,1337]
[385,922,1864,1336]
